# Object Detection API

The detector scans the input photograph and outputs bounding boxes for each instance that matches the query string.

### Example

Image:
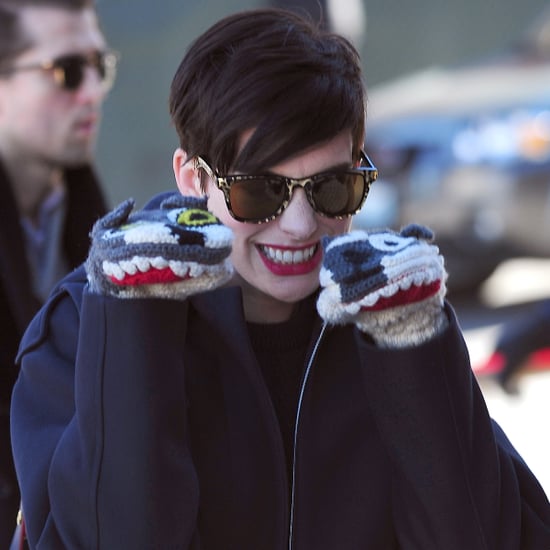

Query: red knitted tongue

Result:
[360,280,441,311]
[109,266,189,286]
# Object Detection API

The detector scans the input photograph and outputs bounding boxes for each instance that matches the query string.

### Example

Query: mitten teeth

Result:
[102,256,232,281]
[168,260,188,277]
[356,292,380,308]
[102,260,125,281]
[411,273,425,287]
[151,257,169,270]
[135,257,152,272]
[119,260,138,275]
[102,256,174,279]
[188,263,205,277]
[356,270,442,308]
[87,194,234,299]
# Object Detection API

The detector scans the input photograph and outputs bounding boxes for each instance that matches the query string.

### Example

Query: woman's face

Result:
[204,131,354,322]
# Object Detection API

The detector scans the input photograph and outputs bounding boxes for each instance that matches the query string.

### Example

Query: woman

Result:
[11,8,550,549]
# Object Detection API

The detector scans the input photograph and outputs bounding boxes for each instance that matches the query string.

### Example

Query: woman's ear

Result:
[173,148,203,197]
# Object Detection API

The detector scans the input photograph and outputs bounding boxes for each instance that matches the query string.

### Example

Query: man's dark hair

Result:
[0,0,94,69]
[169,8,366,175]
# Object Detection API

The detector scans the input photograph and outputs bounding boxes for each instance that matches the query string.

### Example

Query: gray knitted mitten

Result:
[317,224,448,348]
[85,194,233,299]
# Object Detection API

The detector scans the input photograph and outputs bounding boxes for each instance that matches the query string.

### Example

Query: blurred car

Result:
[354,8,550,293]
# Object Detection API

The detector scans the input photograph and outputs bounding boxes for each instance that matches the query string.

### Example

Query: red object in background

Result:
[474,347,550,376]
[530,348,550,368]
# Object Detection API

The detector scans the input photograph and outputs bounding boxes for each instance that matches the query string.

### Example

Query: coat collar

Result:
[0,157,106,332]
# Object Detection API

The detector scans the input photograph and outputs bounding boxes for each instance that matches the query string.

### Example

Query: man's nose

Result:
[75,66,107,104]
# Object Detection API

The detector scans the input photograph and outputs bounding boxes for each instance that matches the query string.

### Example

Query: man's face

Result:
[0,6,109,167]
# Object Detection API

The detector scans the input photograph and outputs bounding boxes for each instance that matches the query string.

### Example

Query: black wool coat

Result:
[0,159,107,545]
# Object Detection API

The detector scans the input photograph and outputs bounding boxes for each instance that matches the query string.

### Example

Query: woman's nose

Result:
[277,188,318,239]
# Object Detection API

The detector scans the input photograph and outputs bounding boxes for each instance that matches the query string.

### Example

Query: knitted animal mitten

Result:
[317,224,448,348]
[85,194,233,299]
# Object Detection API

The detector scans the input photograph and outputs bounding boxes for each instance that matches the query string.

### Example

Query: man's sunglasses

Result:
[0,50,118,91]
[195,151,378,224]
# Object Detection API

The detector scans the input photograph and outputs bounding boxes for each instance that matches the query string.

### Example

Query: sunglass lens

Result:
[53,52,115,91]
[311,174,366,216]
[230,178,287,221]
[54,56,85,90]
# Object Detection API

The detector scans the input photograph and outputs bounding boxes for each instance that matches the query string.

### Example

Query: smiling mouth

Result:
[258,244,318,265]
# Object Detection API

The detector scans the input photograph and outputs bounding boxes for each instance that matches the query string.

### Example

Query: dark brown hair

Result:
[0,0,94,69]
[169,8,366,175]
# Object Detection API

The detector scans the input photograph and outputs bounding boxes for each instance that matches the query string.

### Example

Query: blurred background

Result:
[94,0,550,494]
[95,0,549,212]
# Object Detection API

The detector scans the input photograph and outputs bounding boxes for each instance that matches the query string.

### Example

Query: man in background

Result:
[0,0,115,544]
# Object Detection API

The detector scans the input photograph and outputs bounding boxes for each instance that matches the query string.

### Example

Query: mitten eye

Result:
[368,232,412,253]
[172,208,218,227]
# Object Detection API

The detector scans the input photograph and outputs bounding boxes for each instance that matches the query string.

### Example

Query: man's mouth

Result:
[73,113,99,137]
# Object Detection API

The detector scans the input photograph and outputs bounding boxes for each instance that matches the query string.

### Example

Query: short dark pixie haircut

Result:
[169,8,366,176]
[0,0,94,70]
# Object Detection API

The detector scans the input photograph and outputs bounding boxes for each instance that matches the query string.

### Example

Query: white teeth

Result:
[169,260,189,278]
[135,258,151,272]
[102,261,125,280]
[106,246,232,279]
[401,278,413,290]
[355,264,441,310]
[102,256,173,279]
[119,260,138,275]
[260,245,317,264]
[101,255,230,281]
[151,257,168,270]
[189,264,205,277]
[260,244,317,264]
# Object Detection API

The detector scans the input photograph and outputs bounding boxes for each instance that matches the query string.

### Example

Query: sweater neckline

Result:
[246,292,318,352]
